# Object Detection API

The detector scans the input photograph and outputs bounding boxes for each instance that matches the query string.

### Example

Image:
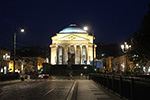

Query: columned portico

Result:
[54,45,89,64]
[50,24,97,65]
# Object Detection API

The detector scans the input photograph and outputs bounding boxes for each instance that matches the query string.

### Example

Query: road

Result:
[0,79,75,100]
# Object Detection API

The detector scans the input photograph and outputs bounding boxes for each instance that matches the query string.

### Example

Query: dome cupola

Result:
[59,24,88,33]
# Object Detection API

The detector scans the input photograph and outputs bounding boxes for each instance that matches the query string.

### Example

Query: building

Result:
[98,55,135,73]
[98,56,113,72]
[50,24,96,65]
[9,60,23,73]
[22,57,44,73]
[112,55,134,73]
[0,46,11,74]
[13,46,50,74]
[9,56,46,74]
[104,56,113,72]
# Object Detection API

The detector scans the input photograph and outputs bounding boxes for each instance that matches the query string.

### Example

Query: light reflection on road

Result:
[0,79,74,100]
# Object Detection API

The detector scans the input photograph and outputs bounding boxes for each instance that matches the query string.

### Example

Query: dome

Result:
[59,24,88,33]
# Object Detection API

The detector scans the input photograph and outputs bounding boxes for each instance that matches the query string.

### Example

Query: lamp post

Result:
[92,30,94,70]
[83,26,95,70]
[121,42,131,73]
[13,22,24,73]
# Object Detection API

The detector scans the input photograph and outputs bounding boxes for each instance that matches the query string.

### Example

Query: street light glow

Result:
[83,26,88,31]
[84,66,87,69]
[129,45,131,48]
[121,44,124,49]
[21,28,24,32]
[121,42,131,52]
[126,44,129,49]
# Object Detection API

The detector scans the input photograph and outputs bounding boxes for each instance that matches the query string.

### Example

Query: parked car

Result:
[38,74,43,79]
[42,74,49,79]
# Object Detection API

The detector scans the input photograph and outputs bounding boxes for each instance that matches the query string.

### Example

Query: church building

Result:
[50,24,96,65]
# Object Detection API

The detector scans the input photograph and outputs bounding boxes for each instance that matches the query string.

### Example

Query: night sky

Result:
[0,0,150,50]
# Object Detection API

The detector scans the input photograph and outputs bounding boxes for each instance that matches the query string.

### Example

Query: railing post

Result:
[112,75,114,94]
[103,74,105,88]
[98,76,100,84]
[119,76,122,98]
[131,77,134,100]
[97,76,99,83]
[99,74,101,85]
[107,75,109,90]
[101,74,103,86]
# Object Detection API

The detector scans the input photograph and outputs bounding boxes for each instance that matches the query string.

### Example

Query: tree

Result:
[128,3,150,73]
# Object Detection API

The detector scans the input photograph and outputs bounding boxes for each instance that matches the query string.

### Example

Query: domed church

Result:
[50,24,96,65]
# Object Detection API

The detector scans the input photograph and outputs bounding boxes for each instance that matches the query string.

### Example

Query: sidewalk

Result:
[77,80,122,100]
[0,79,33,86]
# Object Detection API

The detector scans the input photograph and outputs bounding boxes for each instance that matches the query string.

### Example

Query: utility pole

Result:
[92,30,95,69]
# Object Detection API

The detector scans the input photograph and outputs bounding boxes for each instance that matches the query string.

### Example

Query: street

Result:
[0,79,123,100]
[0,79,74,100]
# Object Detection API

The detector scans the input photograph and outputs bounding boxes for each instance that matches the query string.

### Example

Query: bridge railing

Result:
[0,73,19,81]
[89,74,150,100]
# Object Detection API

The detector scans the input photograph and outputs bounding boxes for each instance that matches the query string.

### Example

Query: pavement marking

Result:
[65,80,76,100]
[37,80,74,100]
[97,98,112,100]
[40,88,55,98]
[94,93,106,95]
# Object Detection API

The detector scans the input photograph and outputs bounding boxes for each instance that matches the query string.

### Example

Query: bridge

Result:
[0,76,122,100]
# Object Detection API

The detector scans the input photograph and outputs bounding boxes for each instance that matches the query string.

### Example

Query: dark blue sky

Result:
[0,0,150,50]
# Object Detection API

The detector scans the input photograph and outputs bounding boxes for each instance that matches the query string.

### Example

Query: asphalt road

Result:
[0,79,74,100]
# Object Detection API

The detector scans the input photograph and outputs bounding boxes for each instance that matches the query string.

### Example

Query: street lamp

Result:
[121,42,131,73]
[14,22,24,73]
[83,26,88,31]
[92,30,95,70]
[21,27,25,32]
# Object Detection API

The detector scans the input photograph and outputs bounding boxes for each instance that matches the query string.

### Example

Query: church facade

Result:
[50,24,96,65]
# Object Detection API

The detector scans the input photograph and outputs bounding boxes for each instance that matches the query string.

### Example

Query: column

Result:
[64,46,67,64]
[86,45,88,64]
[62,46,64,65]
[94,45,96,60]
[80,45,82,64]
[56,45,58,64]
[68,45,70,64]
[66,46,69,64]
[74,45,76,64]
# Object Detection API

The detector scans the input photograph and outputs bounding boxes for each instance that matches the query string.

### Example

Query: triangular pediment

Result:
[57,34,89,41]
